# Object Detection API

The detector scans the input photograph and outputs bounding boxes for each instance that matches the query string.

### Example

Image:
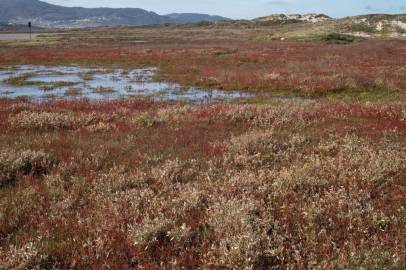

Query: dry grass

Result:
[0,98,405,269]
[0,149,56,187]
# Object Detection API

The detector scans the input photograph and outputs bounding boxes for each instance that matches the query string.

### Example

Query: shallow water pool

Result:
[0,65,253,103]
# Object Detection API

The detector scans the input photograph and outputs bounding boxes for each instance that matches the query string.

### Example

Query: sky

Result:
[44,0,406,19]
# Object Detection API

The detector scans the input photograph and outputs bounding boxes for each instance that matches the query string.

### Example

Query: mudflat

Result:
[0,33,40,40]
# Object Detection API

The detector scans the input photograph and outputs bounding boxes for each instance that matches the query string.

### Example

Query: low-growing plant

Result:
[0,149,57,186]
[79,71,96,81]
[0,96,405,269]
[324,33,356,44]
[64,88,82,96]
[40,81,79,91]
[93,86,115,94]
[4,72,37,86]
[10,111,101,130]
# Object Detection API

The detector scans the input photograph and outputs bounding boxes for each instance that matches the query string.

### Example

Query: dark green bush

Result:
[324,33,356,44]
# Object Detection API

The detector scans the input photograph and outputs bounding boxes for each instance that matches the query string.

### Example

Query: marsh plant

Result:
[0,99,405,269]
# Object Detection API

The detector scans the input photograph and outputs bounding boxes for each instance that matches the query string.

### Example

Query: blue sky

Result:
[44,0,406,19]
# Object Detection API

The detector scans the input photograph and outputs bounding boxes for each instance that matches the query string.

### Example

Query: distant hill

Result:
[0,21,39,31]
[254,13,332,24]
[0,0,228,28]
[165,13,228,23]
[186,13,334,29]
[187,13,406,39]
[335,14,406,37]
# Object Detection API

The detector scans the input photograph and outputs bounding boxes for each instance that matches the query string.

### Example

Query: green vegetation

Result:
[40,81,79,91]
[93,86,115,94]
[324,33,356,44]
[4,72,38,86]
[327,87,406,103]
[4,73,79,91]
[64,88,83,96]
[79,71,96,81]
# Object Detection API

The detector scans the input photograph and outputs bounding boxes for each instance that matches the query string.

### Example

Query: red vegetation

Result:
[1,98,405,268]
[1,39,405,94]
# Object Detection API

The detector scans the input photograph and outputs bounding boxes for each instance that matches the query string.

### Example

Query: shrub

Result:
[85,122,116,132]
[203,199,265,269]
[1,99,406,268]
[0,241,44,270]
[10,111,100,130]
[133,112,166,127]
[224,130,308,169]
[0,149,57,186]
[218,101,319,128]
[324,33,356,44]
[153,159,201,184]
